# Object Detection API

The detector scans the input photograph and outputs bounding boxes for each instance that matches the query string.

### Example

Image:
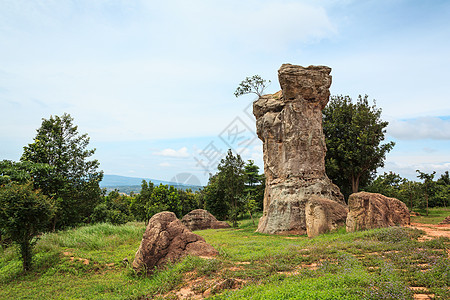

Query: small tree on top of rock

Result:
[234,75,271,98]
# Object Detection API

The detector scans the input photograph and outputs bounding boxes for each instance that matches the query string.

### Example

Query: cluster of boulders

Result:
[304,192,410,237]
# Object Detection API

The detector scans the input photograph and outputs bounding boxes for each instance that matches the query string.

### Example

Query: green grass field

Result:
[0,212,449,299]
[411,207,450,224]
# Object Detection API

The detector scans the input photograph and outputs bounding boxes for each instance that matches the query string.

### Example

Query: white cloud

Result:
[381,160,450,181]
[154,147,190,158]
[387,117,450,140]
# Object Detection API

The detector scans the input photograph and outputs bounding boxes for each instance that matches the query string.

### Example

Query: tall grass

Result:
[37,222,145,251]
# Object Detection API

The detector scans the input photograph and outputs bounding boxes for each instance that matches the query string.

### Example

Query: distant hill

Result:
[100,174,202,194]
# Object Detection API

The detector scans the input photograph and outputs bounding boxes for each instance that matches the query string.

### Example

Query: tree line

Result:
[364,170,449,215]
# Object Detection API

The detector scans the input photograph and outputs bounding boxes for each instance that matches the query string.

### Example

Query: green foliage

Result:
[20,113,103,229]
[92,190,132,225]
[128,180,200,221]
[416,170,435,216]
[216,150,245,227]
[323,95,395,198]
[129,180,154,221]
[364,172,419,210]
[0,183,55,271]
[365,170,449,211]
[244,160,265,211]
[203,155,264,225]
[0,160,54,189]
[203,174,229,221]
[234,75,271,98]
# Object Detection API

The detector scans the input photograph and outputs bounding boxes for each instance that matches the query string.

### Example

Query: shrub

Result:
[0,182,55,271]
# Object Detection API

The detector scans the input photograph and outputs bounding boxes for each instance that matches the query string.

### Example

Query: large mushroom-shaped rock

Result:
[305,196,348,238]
[132,211,218,273]
[254,64,346,234]
[346,192,410,232]
[181,209,230,231]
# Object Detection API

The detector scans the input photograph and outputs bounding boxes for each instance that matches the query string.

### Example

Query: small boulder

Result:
[132,211,218,273]
[181,209,230,231]
[440,216,450,225]
[305,196,348,238]
[346,192,410,232]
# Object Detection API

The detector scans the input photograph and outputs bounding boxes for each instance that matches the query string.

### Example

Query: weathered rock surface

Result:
[181,209,230,231]
[132,211,218,273]
[305,196,348,238]
[346,192,410,232]
[254,64,345,234]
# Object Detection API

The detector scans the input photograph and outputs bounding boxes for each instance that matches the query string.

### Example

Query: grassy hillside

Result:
[0,211,449,299]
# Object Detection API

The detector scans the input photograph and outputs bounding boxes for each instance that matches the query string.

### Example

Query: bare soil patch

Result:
[410,222,450,241]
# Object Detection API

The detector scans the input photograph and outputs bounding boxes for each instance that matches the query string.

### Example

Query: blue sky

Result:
[1,0,449,185]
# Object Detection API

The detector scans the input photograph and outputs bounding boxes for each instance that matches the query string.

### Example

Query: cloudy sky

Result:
[1,0,449,185]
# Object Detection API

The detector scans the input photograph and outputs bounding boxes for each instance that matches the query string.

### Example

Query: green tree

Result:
[178,188,198,216]
[323,95,395,198]
[243,160,264,210]
[403,179,421,212]
[241,193,258,225]
[21,113,103,229]
[0,160,54,187]
[365,172,404,198]
[92,190,132,225]
[129,180,154,221]
[203,174,228,221]
[0,182,55,271]
[435,171,450,207]
[216,149,245,227]
[416,170,436,216]
[234,75,271,98]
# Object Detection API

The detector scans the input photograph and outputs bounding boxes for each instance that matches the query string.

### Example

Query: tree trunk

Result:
[248,209,255,225]
[425,193,429,216]
[20,241,32,271]
[52,216,57,232]
[351,175,360,194]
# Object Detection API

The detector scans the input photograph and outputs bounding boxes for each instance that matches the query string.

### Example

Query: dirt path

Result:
[410,222,450,241]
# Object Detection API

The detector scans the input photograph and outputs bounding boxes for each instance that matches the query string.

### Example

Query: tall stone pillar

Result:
[254,64,345,234]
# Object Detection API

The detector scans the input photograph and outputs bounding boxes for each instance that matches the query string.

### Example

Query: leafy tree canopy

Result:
[323,95,395,198]
[203,152,264,226]
[0,160,54,190]
[20,113,103,229]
